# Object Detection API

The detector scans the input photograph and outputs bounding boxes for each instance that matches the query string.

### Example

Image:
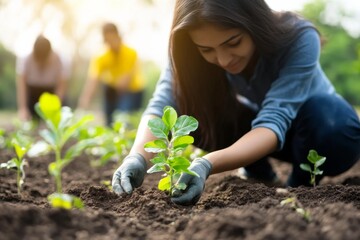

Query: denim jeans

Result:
[246,94,360,187]
[103,84,144,126]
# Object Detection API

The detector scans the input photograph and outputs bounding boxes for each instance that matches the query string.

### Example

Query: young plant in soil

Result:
[78,120,134,168]
[0,133,31,195]
[300,149,326,187]
[34,92,96,209]
[280,195,311,222]
[144,106,200,196]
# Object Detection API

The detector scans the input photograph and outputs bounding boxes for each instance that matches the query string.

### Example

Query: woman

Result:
[16,35,67,121]
[112,0,360,205]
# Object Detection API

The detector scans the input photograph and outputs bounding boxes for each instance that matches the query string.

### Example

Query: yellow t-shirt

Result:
[88,44,144,92]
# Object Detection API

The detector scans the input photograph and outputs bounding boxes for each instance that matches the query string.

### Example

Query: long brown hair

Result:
[169,0,302,151]
[33,35,52,65]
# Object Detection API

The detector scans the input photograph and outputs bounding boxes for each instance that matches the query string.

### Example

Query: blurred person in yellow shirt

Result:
[78,22,145,126]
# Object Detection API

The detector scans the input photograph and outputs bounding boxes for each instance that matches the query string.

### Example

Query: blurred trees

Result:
[0,44,16,109]
[0,0,166,110]
[301,0,360,105]
[0,0,358,110]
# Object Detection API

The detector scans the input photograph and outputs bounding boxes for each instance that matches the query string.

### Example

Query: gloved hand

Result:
[171,157,212,206]
[112,153,147,194]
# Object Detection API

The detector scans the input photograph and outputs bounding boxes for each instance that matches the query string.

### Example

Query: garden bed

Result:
[1,148,359,240]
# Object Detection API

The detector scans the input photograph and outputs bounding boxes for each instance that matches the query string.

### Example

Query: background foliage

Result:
[301,0,360,105]
[0,45,16,109]
[0,0,358,111]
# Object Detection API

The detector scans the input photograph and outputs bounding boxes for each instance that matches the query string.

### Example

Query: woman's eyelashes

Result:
[227,37,242,48]
[199,47,212,54]
[198,38,243,54]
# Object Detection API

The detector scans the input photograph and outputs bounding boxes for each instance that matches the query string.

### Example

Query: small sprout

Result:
[35,92,97,209]
[300,149,326,187]
[101,180,112,190]
[79,120,133,168]
[48,193,84,210]
[280,196,311,222]
[35,92,96,193]
[0,133,31,195]
[144,106,199,196]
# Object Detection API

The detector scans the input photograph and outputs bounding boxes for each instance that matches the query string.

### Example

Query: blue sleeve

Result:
[252,28,323,150]
[142,63,178,117]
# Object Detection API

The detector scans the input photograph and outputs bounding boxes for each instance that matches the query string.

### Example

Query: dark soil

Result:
[1,147,359,240]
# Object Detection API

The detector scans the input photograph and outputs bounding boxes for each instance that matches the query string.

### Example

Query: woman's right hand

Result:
[112,153,147,194]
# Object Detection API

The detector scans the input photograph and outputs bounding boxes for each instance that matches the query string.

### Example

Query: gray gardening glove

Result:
[171,158,212,206]
[112,153,147,194]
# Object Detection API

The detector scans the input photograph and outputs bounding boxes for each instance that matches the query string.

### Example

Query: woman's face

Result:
[189,24,256,75]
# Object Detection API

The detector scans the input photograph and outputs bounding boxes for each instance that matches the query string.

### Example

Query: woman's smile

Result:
[189,24,256,75]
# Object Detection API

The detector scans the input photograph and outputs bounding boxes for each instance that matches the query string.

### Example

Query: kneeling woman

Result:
[112,0,360,205]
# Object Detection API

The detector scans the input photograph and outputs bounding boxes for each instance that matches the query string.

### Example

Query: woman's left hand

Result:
[171,158,212,206]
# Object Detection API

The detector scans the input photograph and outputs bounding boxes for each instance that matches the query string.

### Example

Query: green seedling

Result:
[0,121,36,150]
[280,196,311,222]
[48,193,84,210]
[0,133,31,195]
[100,180,112,190]
[300,149,326,187]
[34,92,96,209]
[78,120,134,168]
[145,106,200,196]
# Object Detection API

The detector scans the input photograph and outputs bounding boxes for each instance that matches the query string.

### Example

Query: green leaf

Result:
[173,136,194,150]
[27,141,51,157]
[175,182,187,190]
[147,163,167,174]
[170,156,191,172]
[173,115,198,137]
[280,197,295,206]
[61,113,94,145]
[307,150,318,164]
[144,140,167,153]
[48,162,61,177]
[34,103,46,122]
[63,139,98,164]
[150,154,166,164]
[300,163,312,173]
[307,150,324,164]
[112,121,123,133]
[39,129,57,147]
[58,106,73,130]
[314,157,326,168]
[72,196,85,209]
[148,118,169,140]
[0,159,17,169]
[313,169,323,175]
[48,193,84,210]
[48,193,72,209]
[162,106,177,130]
[12,141,26,160]
[183,169,200,177]
[38,92,62,128]
[158,176,171,191]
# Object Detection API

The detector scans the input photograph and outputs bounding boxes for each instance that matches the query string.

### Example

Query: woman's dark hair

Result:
[33,35,52,64]
[169,0,303,151]
[102,22,119,36]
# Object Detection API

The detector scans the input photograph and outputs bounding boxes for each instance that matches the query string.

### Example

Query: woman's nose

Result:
[216,50,232,68]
